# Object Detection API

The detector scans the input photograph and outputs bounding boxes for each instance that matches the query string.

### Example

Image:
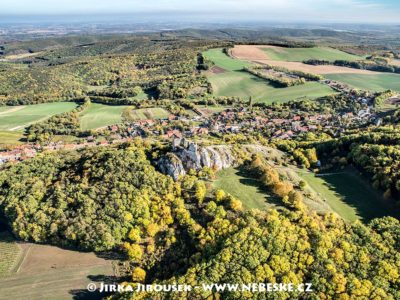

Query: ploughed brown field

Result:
[231,45,381,75]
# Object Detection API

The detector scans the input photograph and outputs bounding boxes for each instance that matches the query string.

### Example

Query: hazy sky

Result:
[1,0,400,23]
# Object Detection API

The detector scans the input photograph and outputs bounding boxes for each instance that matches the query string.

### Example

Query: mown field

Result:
[0,232,22,277]
[79,103,131,130]
[261,46,362,62]
[0,102,78,131]
[196,105,230,116]
[0,242,114,300]
[213,167,279,210]
[128,107,169,121]
[203,49,336,103]
[326,73,400,92]
[203,48,251,71]
[209,71,335,102]
[297,169,395,222]
[0,101,156,133]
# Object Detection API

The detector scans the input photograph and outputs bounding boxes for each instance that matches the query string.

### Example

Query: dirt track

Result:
[231,45,380,75]
[0,106,25,116]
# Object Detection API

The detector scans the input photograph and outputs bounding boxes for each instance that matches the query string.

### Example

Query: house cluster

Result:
[0,145,38,165]
[95,94,380,143]
[97,114,210,141]
[0,92,382,165]
[209,109,335,139]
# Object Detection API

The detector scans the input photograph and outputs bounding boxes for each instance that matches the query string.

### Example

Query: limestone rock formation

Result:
[157,139,235,180]
[157,153,186,181]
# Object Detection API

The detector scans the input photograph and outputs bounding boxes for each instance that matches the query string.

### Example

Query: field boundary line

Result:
[15,244,32,274]
[7,242,24,274]
[316,172,347,176]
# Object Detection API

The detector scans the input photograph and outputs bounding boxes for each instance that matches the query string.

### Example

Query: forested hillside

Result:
[0,38,221,105]
[0,141,177,251]
[0,140,399,299]
[123,211,399,299]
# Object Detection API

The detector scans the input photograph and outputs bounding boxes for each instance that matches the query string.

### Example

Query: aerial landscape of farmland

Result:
[0,1,400,299]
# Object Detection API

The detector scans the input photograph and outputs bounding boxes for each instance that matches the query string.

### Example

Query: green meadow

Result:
[203,48,335,103]
[209,71,335,102]
[0,131,24,146]
[129,107,169,121]
[0,102,78,131]
[213,167,279,210]
[261,46,362,62]
[326,73,400,92]
[297,169,396,222]
[213,166,397,222]
[203,48,251,71]
[79,103,130,130]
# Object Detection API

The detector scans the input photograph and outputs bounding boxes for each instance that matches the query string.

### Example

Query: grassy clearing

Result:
[326,73,400,92]
[297,169,395,222]
[79,103,130,130]
[0,232,22,277]
[129,107,169,120]
[262,46,362,62]
[0,131,24,146]
[213,167,280,210]
[0,102,78,131]
[209,71,335,103]
[132,91,149,101]
[213,163,395,221]
[196,105,230,116]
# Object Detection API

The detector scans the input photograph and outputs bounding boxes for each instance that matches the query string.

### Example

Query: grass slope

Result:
[297,169,395,222]
[326,73,400,92]
[209,71,335,103]
[0,102,78,131]
[79,103,130,130]
[0,232,22,277]
[0,131,24,146]
[203,48,251,71]
[213,168,279,210]
[262,46,362,62]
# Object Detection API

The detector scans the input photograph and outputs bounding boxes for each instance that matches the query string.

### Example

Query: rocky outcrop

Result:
[157,153,186,181]
[157,139,235,180]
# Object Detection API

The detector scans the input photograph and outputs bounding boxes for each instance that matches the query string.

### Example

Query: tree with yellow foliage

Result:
[132,267,146,282]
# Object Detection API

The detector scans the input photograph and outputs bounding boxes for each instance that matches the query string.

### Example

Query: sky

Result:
[1,0,400,24]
